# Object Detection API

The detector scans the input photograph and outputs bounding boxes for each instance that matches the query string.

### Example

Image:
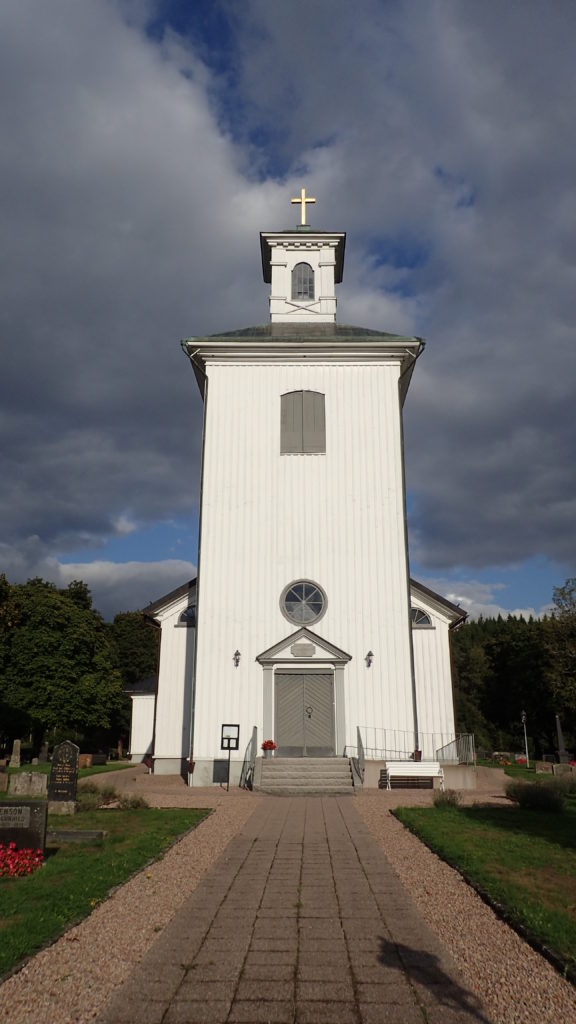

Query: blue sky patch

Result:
[59,517,198,566]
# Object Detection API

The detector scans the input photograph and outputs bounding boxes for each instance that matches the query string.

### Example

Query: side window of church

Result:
[281,391,325,454]
[411,607,432,627]
[292,262,314,301]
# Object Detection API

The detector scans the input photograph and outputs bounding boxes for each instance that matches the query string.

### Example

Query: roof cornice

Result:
[182,335,424,404]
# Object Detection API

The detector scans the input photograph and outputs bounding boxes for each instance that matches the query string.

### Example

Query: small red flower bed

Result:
[0,842,44,878]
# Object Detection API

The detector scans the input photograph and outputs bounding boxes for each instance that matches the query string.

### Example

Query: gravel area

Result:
[2,766,575,1024]
[355,783,576,1024]
[0,778,260,1024]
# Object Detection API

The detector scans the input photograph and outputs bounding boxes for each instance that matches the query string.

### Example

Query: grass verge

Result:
[6,762,136,777]
[394,799,576,979]
[0,806,209,979]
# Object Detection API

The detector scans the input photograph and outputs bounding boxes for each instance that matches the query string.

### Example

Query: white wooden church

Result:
[130,192,467,789]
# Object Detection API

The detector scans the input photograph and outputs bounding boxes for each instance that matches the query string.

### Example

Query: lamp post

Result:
[521,710,529,769]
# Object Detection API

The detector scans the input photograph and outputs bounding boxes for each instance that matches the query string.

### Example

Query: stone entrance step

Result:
[255,756,355,796]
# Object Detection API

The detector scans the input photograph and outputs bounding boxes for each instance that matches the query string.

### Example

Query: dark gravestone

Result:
[0,800,47,852]
[48,740,79,802]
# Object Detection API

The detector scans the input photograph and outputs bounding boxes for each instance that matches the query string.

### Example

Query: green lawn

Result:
[0,762,138,800]
[0,806,209,979]
[477,759,536,781]
[6,762,136,777]
[395,799,576,977]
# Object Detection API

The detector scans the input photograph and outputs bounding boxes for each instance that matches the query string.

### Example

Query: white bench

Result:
[383,761,444,790]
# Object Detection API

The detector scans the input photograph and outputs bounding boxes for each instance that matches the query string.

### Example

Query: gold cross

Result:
[291,187,316,226]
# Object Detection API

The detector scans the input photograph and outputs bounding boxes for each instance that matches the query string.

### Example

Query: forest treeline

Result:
[451,579,576,757]
[0,574,159,757]
[1,573,575,760]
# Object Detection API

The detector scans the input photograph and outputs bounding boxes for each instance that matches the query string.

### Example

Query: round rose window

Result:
[281,580,327,625]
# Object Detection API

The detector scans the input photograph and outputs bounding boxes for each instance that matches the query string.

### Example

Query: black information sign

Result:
[48,740,80,802]
[220,725,240,792]
[220,724,240,751]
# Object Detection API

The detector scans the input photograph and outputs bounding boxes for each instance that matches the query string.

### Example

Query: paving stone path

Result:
[98,797,491,1024]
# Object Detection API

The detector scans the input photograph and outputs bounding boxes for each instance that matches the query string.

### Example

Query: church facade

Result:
[131,194,466,785]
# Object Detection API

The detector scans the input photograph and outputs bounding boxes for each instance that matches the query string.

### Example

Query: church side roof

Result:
[144,578,196,618]
[410,578,467,627]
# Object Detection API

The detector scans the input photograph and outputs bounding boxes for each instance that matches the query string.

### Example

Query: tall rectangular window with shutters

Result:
[281,391,326,453]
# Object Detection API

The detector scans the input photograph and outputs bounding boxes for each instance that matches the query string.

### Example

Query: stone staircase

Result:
[254,757,356,796]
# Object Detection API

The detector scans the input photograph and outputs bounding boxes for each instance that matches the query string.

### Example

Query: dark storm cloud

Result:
[1,0,575,615]
[228,0,576,575]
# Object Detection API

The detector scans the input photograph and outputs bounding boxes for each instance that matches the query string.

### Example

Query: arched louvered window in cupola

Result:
[291,262,314,301]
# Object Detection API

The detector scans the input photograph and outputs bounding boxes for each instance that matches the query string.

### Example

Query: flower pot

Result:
[263,749,274,759]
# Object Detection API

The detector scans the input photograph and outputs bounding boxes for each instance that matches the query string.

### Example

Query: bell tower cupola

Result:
[260,188,346,324]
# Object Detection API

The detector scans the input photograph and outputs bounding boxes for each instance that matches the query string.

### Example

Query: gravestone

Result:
[10,739,21,768]
[39,742,49,764]
[555,714,572,764]
[0,800,47,852]
[9,772,48,798]
[0,773,8,793]
[48,740,79,814]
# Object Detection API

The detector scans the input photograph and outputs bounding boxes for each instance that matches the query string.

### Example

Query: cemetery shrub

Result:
[76,782,118,811]
[76,783,149,812]
[119,794,148,810]
[433,788,462,809]
[506,778,566,812]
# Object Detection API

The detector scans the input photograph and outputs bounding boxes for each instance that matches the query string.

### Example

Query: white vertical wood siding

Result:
[411,601,456,756]
[129,694,155,762]
[193,360,415,763]
[153,600,195,766]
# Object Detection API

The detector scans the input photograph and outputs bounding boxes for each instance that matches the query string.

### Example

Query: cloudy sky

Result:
[1,0,575,620]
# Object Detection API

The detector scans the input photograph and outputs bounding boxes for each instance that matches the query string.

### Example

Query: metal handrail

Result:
[350,726,365,788]
[435,734,476,765]
[239,726,258,789]
[354,726,475,763]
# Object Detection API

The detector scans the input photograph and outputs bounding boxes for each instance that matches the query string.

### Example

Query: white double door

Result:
[274,670,335,757]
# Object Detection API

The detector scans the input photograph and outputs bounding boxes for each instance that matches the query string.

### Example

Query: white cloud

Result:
[418,576,551,622]
[113,516,138,536]
[57,559,196,617]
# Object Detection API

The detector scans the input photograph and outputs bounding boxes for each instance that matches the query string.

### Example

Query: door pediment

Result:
[256,627,351,666]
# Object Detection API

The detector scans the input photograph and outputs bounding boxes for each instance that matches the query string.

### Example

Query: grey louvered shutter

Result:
[302,391,326,453]
[281,391,304,453]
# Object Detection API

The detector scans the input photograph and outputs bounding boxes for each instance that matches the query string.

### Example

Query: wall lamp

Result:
[233,650,241,668]
[365,650,374,668]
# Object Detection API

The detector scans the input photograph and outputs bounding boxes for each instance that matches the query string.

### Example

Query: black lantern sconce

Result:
[365,650,374,668]
[233,650,241,668]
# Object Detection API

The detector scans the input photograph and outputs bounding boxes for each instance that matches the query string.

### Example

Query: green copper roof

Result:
[207,323,421,342]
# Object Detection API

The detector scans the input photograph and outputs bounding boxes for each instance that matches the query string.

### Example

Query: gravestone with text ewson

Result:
[0,801,47,852]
